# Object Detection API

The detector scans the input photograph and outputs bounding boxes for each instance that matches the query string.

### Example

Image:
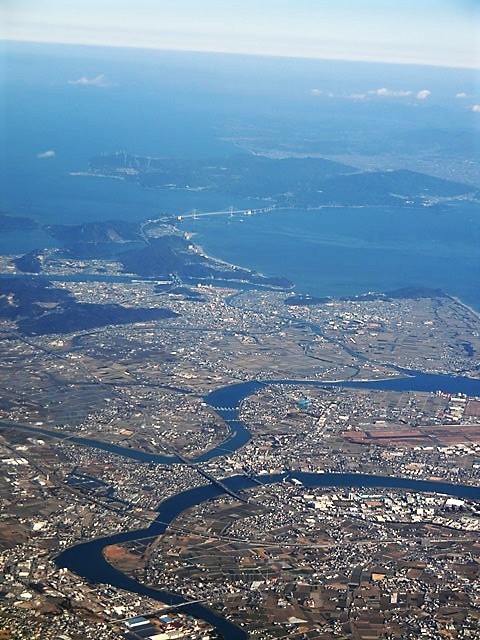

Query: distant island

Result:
[80,151,478,209]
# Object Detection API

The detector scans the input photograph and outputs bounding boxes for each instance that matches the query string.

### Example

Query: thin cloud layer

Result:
[67,74,111,87]
[416,89,431,100]
[310,89,335,97]
[456,92,469,99]
[472,105,480,113]
[369,88,412,97]
[310,87,433,102]
[37,150,56,159]
[310,89,366,100]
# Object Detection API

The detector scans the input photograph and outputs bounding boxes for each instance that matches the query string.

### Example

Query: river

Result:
[55,471,480,640]
[2,371,480,638]
[4,372,480,466]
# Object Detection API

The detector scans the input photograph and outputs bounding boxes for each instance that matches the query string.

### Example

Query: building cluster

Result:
[145,481,480,638]
[1,262,479,638]
[123,612,219,640]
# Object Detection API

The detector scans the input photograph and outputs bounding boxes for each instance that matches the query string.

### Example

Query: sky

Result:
[0,0,479,69]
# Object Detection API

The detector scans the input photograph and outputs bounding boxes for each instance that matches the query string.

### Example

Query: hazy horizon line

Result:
[2,37,479,72]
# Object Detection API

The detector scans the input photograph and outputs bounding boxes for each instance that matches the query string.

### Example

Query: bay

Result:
[189,204,480,310]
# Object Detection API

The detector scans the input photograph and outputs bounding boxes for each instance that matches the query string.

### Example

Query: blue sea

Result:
[189,204,480,306]
[1,42,479,308]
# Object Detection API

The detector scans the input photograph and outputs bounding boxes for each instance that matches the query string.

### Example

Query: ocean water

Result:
[189,204,480,309]
[1,42,479,309]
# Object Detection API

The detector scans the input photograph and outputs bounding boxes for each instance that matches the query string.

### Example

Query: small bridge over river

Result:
[173,450,248,504]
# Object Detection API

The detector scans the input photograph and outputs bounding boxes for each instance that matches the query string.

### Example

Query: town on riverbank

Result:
[0,247,479,639]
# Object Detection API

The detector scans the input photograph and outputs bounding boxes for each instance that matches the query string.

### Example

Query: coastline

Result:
[448,294,480,322]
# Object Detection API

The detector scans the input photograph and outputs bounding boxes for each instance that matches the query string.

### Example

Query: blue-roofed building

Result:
[297,397,311,410]
[124,616,150,629]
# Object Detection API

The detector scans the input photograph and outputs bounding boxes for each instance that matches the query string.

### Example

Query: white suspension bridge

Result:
[176,205,275,221]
